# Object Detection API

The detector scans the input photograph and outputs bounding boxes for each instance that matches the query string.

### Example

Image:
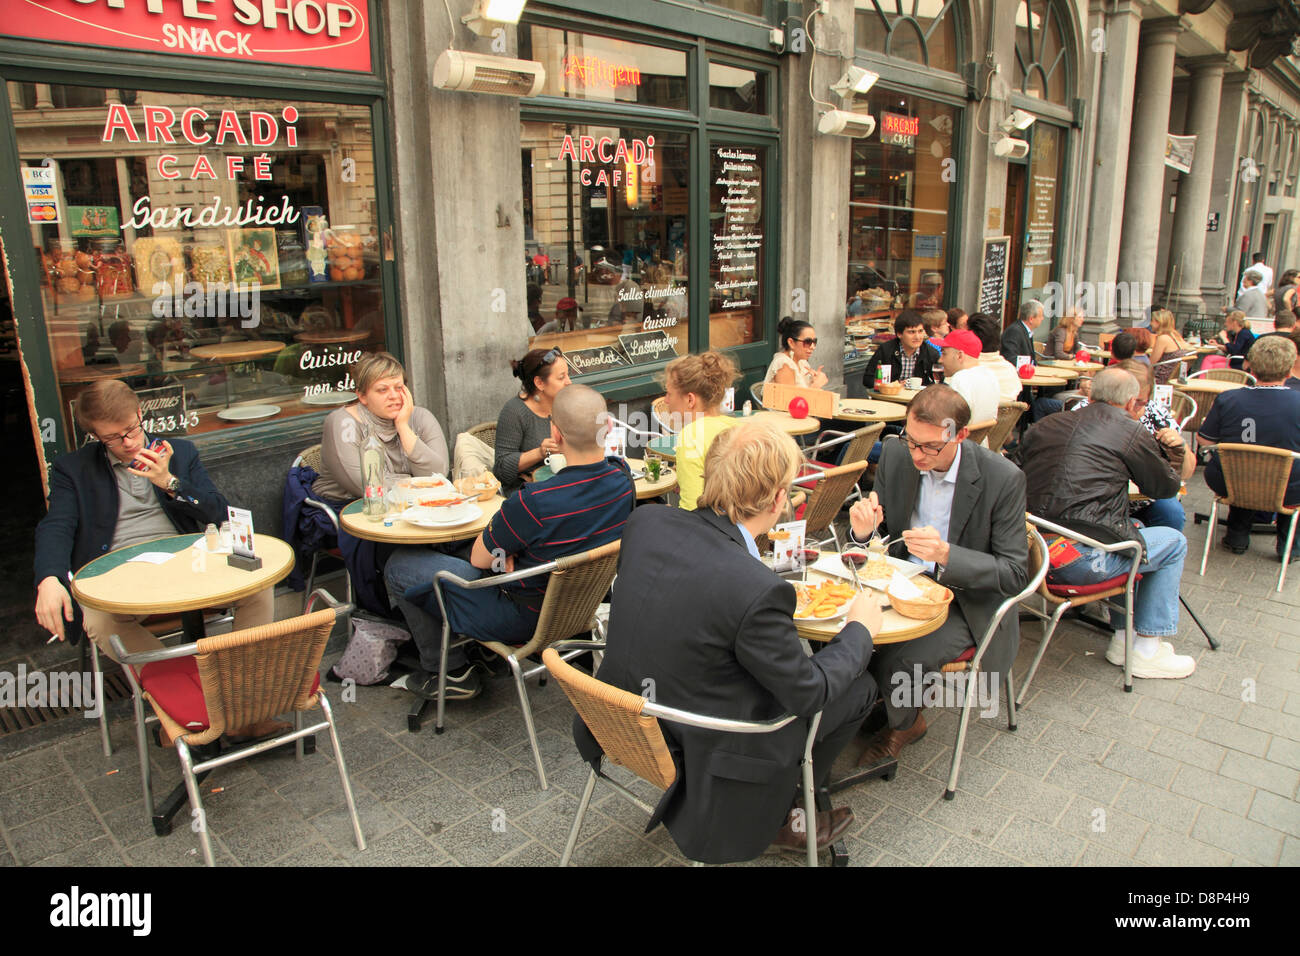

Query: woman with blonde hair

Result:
[663,350,741,510]
[312,351,449,502]
[1045,306,1086,358]
[1148,309,1195,384]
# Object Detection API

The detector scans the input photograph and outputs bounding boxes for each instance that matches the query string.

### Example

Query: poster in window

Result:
[226,228,282,291]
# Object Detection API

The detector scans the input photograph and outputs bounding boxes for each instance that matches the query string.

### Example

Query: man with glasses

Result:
[846,385,1028,769]
[34,379,272,662]
[1016,367,1197,680]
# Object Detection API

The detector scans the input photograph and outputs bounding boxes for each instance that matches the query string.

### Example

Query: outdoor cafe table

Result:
[626,457,678,500]
[1031,364,1080,380]
[1042,358,1105,373]
[834,398,907,424]
[340,496,503,545]
[646,410,821,461]
[866,386,922,405]
[791,552,949,645]
[71,532,295,643]
[1173,378,1244,394]
[1020,370,1069,388]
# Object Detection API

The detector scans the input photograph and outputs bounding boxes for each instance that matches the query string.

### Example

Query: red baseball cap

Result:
[937,329,981,358]
[556,297,581,312]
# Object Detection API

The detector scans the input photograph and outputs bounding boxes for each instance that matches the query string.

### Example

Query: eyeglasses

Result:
[96,417,144,448]
[899,429,953,456]
[796,337,818,346]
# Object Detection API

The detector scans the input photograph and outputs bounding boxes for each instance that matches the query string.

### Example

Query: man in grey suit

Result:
[848,385,1029,768]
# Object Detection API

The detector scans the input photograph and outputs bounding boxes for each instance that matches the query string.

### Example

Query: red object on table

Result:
[1075,350,1090,363]
[788,396,809,419]
[1018,364,1035,380]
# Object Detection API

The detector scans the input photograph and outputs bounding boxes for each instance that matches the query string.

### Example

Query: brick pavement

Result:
[0,483,1296,866]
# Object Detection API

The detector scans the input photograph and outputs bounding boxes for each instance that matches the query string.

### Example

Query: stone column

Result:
[1163,56,1228,315]
[33,84,53,108]
[1115,17,1186,319]
[7,82,24,111]
[1200,70,1249,310]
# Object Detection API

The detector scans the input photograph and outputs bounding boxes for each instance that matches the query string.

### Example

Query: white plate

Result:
[216,404,281,422]
[400,502,482,528]
[302,390,356,406]
[812,551,922,590]
[793,581,854,624]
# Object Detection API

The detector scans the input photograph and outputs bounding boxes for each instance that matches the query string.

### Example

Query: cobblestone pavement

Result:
[1,483,1296,867]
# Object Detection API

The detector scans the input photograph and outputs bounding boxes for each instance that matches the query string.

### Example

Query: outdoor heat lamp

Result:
[830,65,880,97]
[463,0,529,36]
[818,110,876,138]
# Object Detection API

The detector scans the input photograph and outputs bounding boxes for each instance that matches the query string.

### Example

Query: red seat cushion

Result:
[1047,572,1141,597]
[137,658,209,731]
[137,659,321,732]
[949,645,975,665]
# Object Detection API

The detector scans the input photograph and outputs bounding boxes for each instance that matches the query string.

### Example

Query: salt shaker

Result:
[204,523,220,552]
[219,520,233,551]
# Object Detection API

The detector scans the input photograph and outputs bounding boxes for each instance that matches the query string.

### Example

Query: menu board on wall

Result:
[710,145,763,317]
[1026,173,1057,268]
[978,236,1010,317]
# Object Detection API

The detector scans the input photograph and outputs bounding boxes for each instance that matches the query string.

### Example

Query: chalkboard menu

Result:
[709,145,764,344]
[978,236,1010,317]
[565,345,631,376]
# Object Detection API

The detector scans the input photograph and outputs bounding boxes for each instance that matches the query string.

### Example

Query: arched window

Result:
[855,0,961,74]
[1014,0,1069,105]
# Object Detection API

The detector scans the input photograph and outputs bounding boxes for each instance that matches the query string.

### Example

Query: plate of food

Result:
[400,502,481,528]
[815,550,923,590]
[793,579,857,622]
[302,390,356,406]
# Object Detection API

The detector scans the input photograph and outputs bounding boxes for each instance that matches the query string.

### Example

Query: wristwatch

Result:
[165,476,181,495]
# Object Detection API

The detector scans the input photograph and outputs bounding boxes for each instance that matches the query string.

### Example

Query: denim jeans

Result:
[383,547,536,673]
[1050,526,1187,638]
[1132,496,1186,533]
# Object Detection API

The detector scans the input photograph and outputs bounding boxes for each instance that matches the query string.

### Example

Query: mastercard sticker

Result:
[27,202,59,223]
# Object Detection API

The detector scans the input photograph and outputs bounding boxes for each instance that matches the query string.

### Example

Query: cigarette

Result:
[46,634,60,644]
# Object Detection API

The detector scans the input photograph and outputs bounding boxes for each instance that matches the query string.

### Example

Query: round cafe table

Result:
[71,533,295,641]
[1031,364,1080,381]
[1174,379,1243,394]
[190,341,285,364]
[866,386,922,405]
[1019,371,1069,388]
[1042,358,1105,373]
[294,328,371,346]
[340,496,503,545]
[626,457,677,500]
[791,552,949,644]
[834,398,907,423]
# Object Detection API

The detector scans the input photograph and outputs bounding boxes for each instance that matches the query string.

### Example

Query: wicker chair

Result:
[1175,383,1220,446]
[113,594,364,866]
[1016,515,1143,702]
[799,423,884,505]
[938,523,1048,799]
[650,396,679,435]
[466,422,497,449]
[1198,443,1300,591]
[1188,368,1256,386]
[986,402,1029,454]
[1167,391,1197,432]
[423,540,621,789]
[293,444,353,613]
[791,460,869,550]
[965,418,998,446]
[750,381,769,409]
[542,647,825,867]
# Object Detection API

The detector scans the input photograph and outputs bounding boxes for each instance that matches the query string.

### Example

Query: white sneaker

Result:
[1105,633,1127,667]
[1111,641,1196,679]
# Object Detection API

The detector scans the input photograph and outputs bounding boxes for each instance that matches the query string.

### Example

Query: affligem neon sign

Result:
[563,55,642,88]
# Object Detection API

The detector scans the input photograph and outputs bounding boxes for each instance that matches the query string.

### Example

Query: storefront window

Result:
[709,64,767,115]
[521,121,689,375]
[844,91,955,335]
[1014,0,1068,106]
[854,0,960,73]
[11,82,386,443]
[701,0,766,16]
[709,143,766,348]
[520,26,689,111]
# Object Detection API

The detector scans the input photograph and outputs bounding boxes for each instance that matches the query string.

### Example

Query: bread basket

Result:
[876,380,903,396]
[455,472,501,501]
[889,579,953,620]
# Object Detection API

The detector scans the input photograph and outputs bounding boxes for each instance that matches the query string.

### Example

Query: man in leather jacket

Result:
[1015,367,1199,680]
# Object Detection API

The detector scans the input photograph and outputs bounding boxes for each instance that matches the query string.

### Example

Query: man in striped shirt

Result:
[384,385,634,701]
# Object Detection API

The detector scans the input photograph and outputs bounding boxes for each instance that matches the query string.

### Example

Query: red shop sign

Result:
[3,0,371,73]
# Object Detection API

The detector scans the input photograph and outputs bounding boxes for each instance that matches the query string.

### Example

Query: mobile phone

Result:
[131,438,165,471]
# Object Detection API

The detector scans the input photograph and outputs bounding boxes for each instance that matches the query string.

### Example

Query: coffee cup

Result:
[545,453,567,473]
[905,377,922,390]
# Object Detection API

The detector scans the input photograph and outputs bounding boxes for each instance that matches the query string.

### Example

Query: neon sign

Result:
[563,55,642,88]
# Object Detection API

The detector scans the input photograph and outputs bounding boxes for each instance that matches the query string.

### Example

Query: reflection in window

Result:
[1014,0,1069,105]
[521,122,689,375]
[854,0,960,73]
[11,82,385,443]
[702,0,765,16]
[519,26,689,111]
[709,63,767,114]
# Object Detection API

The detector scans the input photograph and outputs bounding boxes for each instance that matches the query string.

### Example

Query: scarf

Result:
[356,403,398,444]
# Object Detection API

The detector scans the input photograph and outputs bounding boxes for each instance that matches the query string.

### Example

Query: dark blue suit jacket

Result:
[34,437,229,640]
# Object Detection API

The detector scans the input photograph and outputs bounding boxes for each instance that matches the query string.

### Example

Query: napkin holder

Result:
[227,553,263,571]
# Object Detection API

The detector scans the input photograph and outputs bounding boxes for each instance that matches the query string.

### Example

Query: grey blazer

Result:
[868,437,1030,677]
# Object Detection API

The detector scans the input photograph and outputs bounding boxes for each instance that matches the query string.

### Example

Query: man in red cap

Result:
[938,328,1000,430]
[537,297,584,334]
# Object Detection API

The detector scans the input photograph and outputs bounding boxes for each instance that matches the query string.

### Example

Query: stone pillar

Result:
[779,0,853,392]
[1115,17,1186,319]
[33,84,53,108]
[1163,56,1227,315]
[1200,70,1249,310]
[7,82,24,111]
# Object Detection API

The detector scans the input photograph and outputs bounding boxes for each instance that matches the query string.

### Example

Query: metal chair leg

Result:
[1123,588,1135,693]
[294,710,304,761]
[945,668,977,800]
[90,641,112,757]
[561,767,598,866]
[1279,515,1297,592]
[176,741,215,867]
[304,552,320,613]
[801,712,822,868]
[507,655,547,790]
[1015,602,1070,708]
[320,694,366,852]
[1199,499,1218,576]
[1004,670,1017,732]
[133,684,154,825]
[435,621,451,734]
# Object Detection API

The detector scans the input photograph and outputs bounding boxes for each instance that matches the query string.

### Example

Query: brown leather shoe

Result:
[769,806,854,853]
[856,711,927,768]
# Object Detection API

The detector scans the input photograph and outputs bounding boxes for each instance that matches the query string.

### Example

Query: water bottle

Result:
[204,523,220,552]
[361,425,386,521]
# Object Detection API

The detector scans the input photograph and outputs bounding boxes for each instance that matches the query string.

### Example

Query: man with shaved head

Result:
[384,384,635,701]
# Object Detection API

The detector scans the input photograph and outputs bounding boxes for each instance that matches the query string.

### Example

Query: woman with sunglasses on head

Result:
[495,346,573,495]
[765,316,829,389]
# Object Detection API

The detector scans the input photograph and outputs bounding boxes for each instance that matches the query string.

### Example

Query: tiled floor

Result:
[1,482,1297,866]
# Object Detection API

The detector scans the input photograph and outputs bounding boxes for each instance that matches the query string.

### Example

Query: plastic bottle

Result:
[204,523,220,552]
[361,425,386,521]
[219,521,232,550]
